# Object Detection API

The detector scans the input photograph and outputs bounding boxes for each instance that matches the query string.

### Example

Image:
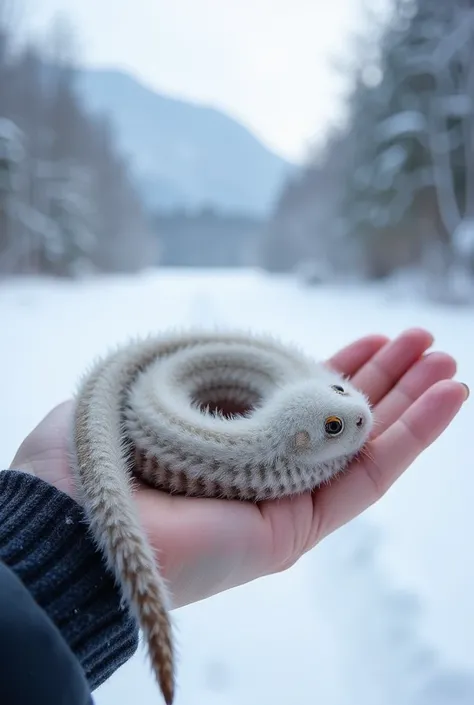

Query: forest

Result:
[260,0,474,303]
[0,1,156,277]
[2,0,474,305]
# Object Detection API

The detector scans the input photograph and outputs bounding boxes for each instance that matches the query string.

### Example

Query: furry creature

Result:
[70,330,373,704]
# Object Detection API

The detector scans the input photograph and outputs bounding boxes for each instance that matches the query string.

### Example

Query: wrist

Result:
[9,455,78,502]
[0,469,139,689]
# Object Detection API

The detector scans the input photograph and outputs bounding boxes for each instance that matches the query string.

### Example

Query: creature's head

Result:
[267,366,373,465]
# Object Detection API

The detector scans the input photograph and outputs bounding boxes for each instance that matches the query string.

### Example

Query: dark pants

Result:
[0,560,93,705]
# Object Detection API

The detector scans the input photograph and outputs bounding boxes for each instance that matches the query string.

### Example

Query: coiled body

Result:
[71,330,373,704]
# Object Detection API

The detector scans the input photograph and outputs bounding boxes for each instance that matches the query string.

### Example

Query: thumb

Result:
[10,401,76,498]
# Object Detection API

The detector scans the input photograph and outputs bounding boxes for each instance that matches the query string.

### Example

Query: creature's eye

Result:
[325,416,344,436]
[331,384,346,395]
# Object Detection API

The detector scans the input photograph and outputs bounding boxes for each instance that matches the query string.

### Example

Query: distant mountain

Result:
[75,68,295,216]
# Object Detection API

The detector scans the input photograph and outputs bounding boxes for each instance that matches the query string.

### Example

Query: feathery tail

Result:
[71,351,176,704]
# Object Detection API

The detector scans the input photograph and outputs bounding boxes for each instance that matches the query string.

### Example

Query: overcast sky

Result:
[22,0,376,162]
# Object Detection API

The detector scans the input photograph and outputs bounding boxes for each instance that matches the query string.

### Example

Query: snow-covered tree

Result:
[0,117,26,273]
[407,0,474,300]
[259,125,365,279]
[35,160,95,275]
[263,0,474,301]
[343,0,474,298]
[0,6,157,277]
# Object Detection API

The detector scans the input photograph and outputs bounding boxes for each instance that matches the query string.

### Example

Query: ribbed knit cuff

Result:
[0,469,139,690]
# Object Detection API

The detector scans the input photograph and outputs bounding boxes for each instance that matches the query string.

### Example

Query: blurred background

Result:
[2,0,474,300]
[1,1,474,704]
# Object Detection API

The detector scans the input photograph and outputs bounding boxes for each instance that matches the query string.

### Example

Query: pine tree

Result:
[0,7,156,277]
[344,0,474,297]
[263,0,474,300]
[0,118,25,272]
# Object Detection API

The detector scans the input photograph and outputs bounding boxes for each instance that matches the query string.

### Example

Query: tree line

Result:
[260,0,474,303]
[0,2,157,277]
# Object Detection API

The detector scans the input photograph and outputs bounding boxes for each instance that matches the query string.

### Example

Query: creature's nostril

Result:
[356,417,364,428]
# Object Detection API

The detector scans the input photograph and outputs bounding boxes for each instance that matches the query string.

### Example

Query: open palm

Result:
[10,328,468,609]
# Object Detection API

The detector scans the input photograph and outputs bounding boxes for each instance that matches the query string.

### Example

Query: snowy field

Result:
[1,267,474,704]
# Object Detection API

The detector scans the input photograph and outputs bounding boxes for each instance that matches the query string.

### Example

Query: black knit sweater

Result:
[0,469,139,691]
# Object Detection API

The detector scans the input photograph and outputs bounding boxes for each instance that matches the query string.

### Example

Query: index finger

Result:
[327,335,390,378]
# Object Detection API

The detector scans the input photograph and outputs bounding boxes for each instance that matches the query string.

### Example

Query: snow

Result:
[435,95,473,119]
[0,118,24,161]
[375,144,407,182]
[0,267,473,705]
[376,111,427,143]
[453,219,474,258]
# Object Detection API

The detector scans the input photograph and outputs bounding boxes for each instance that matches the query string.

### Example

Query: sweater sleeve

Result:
[0,469,139,691]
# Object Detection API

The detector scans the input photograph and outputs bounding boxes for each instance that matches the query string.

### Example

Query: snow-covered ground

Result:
[1,267,473,704]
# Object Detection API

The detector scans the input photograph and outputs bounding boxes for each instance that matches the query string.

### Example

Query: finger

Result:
[371,351,457,438]
[314,380,467,541]
[327,334,389,377]
[9,400,73,468]
[368,379,467,494]
[351,328,434,406]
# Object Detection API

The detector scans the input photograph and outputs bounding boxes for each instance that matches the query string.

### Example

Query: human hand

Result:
[10,329,468,609]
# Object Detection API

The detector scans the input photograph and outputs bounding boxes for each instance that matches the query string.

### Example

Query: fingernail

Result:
[461,383,470,401]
